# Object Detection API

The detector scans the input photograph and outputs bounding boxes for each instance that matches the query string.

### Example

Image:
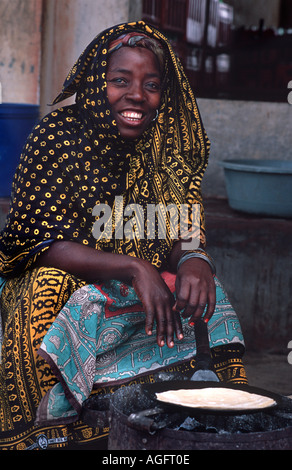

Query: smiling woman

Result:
[0,21,247,450]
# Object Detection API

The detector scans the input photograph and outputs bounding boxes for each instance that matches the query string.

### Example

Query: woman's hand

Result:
[173,257,216,325]
[131,259,183,348]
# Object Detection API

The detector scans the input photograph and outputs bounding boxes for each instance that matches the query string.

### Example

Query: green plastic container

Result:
[0,103,39,197]
[220,159,292,218]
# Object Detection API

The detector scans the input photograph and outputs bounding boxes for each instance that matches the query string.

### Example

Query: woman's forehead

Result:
[107,46,161,74]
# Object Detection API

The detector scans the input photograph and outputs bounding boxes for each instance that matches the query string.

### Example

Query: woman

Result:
[0,21,247,450]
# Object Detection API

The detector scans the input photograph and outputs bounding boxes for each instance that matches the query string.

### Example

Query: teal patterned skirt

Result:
[36,271,245,426]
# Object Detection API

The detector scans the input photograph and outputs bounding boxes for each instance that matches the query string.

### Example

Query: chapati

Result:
[156,387,276,410]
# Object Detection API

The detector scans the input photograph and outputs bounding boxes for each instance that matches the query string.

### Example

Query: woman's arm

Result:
[36,240,141,284]
[36,240,183,348]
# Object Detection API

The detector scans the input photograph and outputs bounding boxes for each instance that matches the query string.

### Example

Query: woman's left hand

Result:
[173,258,216,324]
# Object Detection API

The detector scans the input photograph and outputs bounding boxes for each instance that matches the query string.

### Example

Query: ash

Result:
[175,409,292,434]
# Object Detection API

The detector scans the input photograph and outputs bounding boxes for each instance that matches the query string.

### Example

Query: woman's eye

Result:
[146,82,161,91]
[112,77,127,85]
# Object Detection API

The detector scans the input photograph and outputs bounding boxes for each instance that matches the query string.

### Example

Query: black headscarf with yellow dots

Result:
[0,21,210,277]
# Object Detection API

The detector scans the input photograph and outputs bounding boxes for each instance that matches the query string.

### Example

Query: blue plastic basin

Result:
[0,103,39,197]
[220,159,292,218]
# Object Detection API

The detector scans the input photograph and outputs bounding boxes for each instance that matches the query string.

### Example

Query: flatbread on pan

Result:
[156,387,276,411]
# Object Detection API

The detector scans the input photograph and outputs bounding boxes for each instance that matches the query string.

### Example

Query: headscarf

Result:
[0,21,210,277]
[107,31,165,72]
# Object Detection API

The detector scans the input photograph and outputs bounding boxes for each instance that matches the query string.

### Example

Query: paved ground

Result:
[243,350,292,396]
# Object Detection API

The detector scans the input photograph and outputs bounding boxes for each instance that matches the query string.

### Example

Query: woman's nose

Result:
[126,81,145,102]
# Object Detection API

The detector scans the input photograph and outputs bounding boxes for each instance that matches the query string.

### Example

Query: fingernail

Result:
[204,318,209,323]
[189,321,195,326]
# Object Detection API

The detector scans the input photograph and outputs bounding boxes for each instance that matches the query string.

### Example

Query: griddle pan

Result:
[142,380,291,415]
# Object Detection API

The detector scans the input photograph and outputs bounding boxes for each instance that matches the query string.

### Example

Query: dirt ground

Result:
[243,350,292,396]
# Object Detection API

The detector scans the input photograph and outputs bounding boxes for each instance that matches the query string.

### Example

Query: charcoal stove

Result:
[106,382,292,450]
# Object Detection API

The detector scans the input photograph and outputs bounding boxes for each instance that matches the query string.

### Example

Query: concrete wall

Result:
[0,0,141,111]
[40,0,142,117]
[225,0,281,28]
[0,0,42,104]
[198,98,292,198]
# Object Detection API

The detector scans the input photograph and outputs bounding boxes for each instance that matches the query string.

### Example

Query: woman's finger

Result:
[172,309,184,341]
[173,280,190,315]
[165,308,175,348]
[203,281,216,322]
[132,277,156,336]
[144,306,156,336]
[188,291,207,324]
[155,304,169,347]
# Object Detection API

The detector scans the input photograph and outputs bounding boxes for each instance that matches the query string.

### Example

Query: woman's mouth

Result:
[120,111,144,123]
[114,109,152,138]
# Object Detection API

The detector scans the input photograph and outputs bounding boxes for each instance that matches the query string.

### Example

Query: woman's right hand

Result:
[131,259,183,349]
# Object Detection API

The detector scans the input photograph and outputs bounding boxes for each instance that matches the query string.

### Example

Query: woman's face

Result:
[106,46,162,140]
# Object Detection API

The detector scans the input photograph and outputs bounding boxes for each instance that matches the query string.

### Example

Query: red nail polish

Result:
[204,318,209,323]
[189,321,195,326]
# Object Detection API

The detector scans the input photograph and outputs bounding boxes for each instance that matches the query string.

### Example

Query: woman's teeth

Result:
[121,111,143,121]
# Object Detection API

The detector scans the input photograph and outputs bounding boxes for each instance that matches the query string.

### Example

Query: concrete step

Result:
[205,197,292,352]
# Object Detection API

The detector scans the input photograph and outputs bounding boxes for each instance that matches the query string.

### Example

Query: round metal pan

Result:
[142,380,291,415]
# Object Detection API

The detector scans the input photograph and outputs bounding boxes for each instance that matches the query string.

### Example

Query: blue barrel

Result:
[0,103,39,197]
